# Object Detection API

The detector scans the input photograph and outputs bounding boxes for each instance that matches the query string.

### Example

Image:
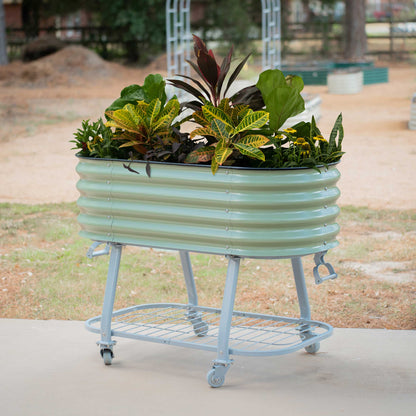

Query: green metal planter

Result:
[76,157,341,258]
[77,156,342,387]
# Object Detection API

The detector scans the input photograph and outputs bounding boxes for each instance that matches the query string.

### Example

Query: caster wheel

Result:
[305,342,320,354]
[194,321,209,337]
[101,349,113,365]
[207,369,225,388]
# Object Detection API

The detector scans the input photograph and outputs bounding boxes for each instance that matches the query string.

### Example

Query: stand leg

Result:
[179,250,208,337]
[291,256,320,354]
[97,243,123,364]
[207,255,240,387]
[180,250,198,305]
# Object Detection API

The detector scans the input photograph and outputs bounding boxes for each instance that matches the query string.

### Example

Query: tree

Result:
[0,0,7,65]
[85,0,166,63]
[200,0,260,53]
[343,0,367,60]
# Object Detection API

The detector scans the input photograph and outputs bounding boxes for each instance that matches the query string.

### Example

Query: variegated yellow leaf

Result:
[147,98,161,125]
[231,105,250,124]
[190,126,215,139]
[218,98,231,113]
[211,156,220,175]
[234,111,269,134]
[125,103,147,127]
[159,98,180,119]
[237,134,270,148]
[210,119,232,141]
[233,143,265,161]
[192,111,209,127]
[202,104,233,127]
[214,143,233,165]
[105,109,139,133]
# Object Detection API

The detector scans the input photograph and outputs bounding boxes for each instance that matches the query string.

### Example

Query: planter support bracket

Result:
[313,251,338,284]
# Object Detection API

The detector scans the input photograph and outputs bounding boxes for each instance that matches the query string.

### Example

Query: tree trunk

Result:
[0,0,8,65]
[344,0,367,61]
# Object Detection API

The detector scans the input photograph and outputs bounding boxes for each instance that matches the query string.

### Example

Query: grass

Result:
[0,202,415,329]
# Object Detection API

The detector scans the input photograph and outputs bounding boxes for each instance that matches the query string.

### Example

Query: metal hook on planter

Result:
[313,252,338,285]
[87,242,111,258]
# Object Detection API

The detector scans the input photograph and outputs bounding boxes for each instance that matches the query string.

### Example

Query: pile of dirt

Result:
[0,46,119,88]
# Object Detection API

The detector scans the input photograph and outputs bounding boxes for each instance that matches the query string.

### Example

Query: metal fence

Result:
[5,19,416,63]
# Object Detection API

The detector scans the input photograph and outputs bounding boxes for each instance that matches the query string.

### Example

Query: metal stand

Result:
[85,243,337,386]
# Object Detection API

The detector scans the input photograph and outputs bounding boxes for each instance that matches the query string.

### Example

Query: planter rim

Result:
[76,153,340,172]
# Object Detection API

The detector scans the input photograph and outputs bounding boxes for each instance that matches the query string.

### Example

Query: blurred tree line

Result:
[0,0,367,65]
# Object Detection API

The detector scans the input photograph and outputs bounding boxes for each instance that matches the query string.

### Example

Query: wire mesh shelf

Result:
[86,303,332,357]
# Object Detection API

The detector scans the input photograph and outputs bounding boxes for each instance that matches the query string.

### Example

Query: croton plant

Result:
[72,35,344,175]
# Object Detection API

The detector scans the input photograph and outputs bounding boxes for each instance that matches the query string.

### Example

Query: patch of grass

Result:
[0,203,415,329]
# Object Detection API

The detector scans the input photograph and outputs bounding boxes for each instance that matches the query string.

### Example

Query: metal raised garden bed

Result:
[77,157,341,387]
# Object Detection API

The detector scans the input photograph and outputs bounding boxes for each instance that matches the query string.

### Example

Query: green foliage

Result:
[73,37,345,175]
[256,70,305,132]
[186,100,269,174]
[105,97,182,156]
[71,118,129,159]
[259,114,344,169]
[195,0,260,54]
[87,0,166,63]
[105,74,167,114]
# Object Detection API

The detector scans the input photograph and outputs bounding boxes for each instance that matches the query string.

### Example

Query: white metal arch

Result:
[166,0,281,78]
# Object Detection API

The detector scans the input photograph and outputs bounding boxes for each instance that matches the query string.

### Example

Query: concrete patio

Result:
[1,319,415,416]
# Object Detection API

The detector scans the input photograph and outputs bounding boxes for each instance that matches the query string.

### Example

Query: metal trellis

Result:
[165,0,281,78]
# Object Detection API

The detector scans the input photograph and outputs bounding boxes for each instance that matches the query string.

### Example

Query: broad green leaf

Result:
[234,111,269,134]
[104,73,167,116]
[285,74,304,93]
[257,69,305,131]
[143,74,167,107]
[237,134,270,148]
[104,84,146,115]
[184,146,215,163]
[202,105,233,127]
[210,119,232,141]
[190,126,215,139]
[233,143,265,161]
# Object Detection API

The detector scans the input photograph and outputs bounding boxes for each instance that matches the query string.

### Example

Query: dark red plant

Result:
[169,35,252,108]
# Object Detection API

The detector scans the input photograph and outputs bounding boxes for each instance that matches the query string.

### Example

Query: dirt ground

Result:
[0,45,415,209]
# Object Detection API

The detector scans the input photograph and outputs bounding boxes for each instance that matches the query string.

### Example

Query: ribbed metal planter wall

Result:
[76,158,341,258]
[327,70,363,94]
[409,93,416,130]
[282,64,388,86]
[363,67,389,85]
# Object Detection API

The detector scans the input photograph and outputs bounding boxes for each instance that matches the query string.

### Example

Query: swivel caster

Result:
[207,368,225,388]
[193,321,209,337]
[304,342,320,354]
[100,348,114,365]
